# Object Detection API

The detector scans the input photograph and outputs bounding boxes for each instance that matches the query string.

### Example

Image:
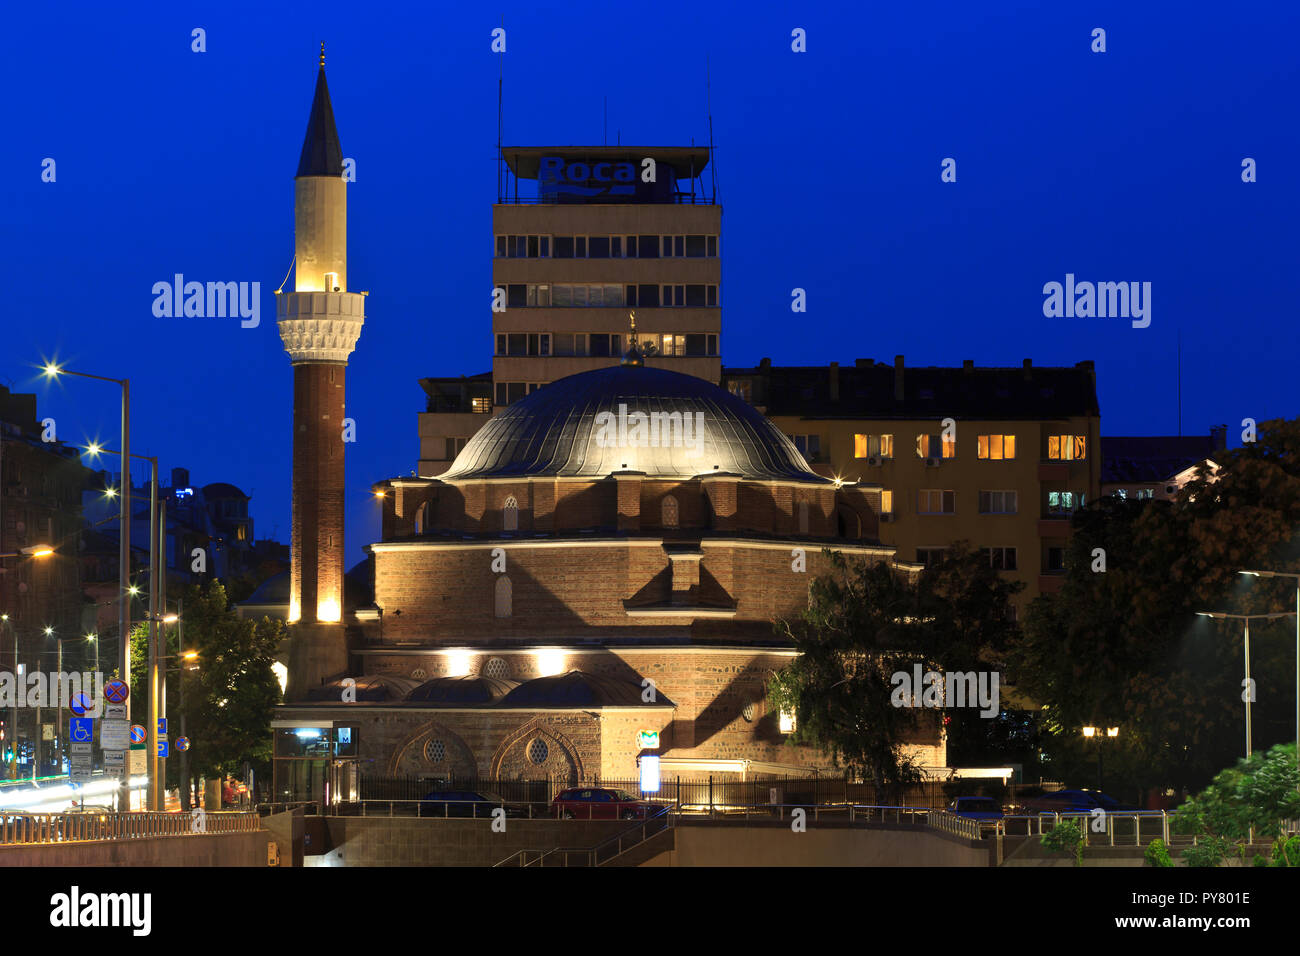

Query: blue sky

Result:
[5,1,1298,566]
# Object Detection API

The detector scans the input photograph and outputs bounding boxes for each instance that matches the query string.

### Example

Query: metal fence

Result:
[0,810,260,846]
[358,774,950,810]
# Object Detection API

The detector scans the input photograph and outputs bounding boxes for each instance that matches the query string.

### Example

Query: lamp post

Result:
[1196,610,1296,759]
[42,364,130,809]
[1239,570,1300,784]
[1082,725,1119,791]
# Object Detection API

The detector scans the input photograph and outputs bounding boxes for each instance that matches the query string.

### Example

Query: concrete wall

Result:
[0,831,269,867]
[642,824,989,867]
[307,816,631,866]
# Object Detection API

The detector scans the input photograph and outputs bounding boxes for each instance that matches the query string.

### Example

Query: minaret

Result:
[277,45,365,699]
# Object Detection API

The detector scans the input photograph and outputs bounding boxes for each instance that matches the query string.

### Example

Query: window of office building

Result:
[1047,435,1087,460]
[494,382,541,406]
[916,434,956,458]
[496,333,550,356]
[918,489,955,514]
[444,437,467,459]
[854,434,894,459]
[977,434,1016,459]
[980,547,1018,571]
[880,490,894,514]
[496,235,550,258]
[588,334,621,357]
[978,490,1018,514]
[552,333,584,356]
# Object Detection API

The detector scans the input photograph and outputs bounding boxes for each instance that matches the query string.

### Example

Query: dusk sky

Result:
[7,1,1298,566]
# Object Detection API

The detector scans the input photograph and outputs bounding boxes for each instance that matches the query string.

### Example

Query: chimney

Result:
[962,359,974,372]
[894,355,904,401]
[829,362,839,402]
[1022,358,1032,381]
[759,357,771,369]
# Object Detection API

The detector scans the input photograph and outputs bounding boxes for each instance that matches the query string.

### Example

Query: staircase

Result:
[495,807,674,867]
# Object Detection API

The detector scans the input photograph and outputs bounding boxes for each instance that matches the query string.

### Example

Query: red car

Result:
[552,787,654,820]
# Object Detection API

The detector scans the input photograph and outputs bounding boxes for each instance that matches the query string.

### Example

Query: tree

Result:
[1173,743,1300,866]
[768,546,1022,800]
[1011,418,1300,794]
[170,581,283,804]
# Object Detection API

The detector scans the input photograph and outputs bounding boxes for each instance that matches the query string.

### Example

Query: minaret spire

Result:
[320,41,325,67]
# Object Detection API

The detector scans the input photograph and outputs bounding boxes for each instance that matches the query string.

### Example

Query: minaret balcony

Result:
[276,290,366,363]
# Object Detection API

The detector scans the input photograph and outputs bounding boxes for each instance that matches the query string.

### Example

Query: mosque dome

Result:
[440,363,828,482]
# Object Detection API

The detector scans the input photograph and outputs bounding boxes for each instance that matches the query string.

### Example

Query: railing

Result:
[0,810,260,846]
[927,810,985,840]
[496,806,676,867]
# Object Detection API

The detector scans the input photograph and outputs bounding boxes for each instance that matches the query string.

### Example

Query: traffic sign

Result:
[69,692,92,716]
[157,740,170,759]
[103,750,125,769]
[175,736,190,752]
[69,754,92,783]
[100,719,129,751]
[156,717,167,736]
[103,680,129,703]
[129,725,146,745]
[70,718,94,744]
[70,742,92,756]
[106,704,126,720]
[128,748,146,774]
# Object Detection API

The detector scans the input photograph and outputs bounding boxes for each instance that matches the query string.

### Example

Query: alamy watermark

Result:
[594,403,705,454]
[890,665,1000,718]
[151,275,260,328]
[0,671,105,714]
[1042,274,1150,328]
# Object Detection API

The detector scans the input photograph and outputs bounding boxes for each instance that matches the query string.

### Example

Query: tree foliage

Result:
[768,546,1022,799]
[1011,418,1300,792]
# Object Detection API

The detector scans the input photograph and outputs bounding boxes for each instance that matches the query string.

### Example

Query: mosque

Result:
[267,54,944,802]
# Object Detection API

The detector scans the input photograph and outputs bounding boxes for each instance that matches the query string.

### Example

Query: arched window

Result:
[661,495,679,528]
[503,495,518,532]
[798,500,809,534]
[414,501,428,535]
[494,576,513,618]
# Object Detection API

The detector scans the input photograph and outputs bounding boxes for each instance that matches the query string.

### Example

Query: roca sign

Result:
[540,156,635,183]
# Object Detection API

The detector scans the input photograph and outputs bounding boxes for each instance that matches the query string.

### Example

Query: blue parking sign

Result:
[157,740,170,758]
[70,718,94,744]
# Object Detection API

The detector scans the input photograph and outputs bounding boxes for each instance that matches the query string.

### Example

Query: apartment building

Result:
[721,356,1102,611]
[418,146,720,475]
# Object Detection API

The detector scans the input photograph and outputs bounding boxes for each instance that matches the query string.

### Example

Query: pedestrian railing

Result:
[0,810,260,846]
[927,810,985,840]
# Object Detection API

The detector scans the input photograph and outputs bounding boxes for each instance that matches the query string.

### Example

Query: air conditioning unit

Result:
[925,457,941,467]
[867,455,882,467]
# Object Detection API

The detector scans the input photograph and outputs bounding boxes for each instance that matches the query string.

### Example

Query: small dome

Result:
[441,364,827,482]
[406,675,518,704]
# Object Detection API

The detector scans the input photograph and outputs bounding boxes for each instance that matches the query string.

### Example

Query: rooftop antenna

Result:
[603,96,607,146]
[706,56,718,202]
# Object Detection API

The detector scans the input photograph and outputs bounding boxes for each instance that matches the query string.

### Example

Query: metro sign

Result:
[540,156,636,198]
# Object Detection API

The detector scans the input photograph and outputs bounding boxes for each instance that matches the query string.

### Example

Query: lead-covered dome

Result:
[440,364,828,482]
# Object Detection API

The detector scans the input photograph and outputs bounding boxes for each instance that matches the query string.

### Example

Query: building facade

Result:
[417,146,722,476]
[721,357,1102,609]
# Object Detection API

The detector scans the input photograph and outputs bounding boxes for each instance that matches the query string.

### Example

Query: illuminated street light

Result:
[1239,569,1300,788]
[1197,609,1295,758]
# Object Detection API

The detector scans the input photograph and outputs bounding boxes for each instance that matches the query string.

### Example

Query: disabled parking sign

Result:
[70,717,94,744]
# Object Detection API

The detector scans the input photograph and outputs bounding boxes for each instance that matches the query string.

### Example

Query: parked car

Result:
[947,796,1004,821]
[552,787,656,820]
[1020,789,1135,814]
[418,790,528,818]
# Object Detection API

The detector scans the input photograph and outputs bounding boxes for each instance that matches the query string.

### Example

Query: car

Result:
[418,789,528,818]
[65,804,114,815]
[552,787,656,820]
[1020,788,1136,814]
[947,796,1004,821]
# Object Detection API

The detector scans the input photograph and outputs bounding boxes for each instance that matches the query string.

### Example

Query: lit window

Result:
[880,490,893,515]
[1047,435,1087,460]
[976,434,1016,459]
[854,434,893,459]
[662,495,679,528]
[779,710,796,734]
[916,434,956,458]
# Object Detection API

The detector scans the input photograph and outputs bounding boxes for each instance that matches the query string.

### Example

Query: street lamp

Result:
[1240,570,1300,784]
[1196,610,1296,758]
[1082,726,1120,790]
[41,362,131,810]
